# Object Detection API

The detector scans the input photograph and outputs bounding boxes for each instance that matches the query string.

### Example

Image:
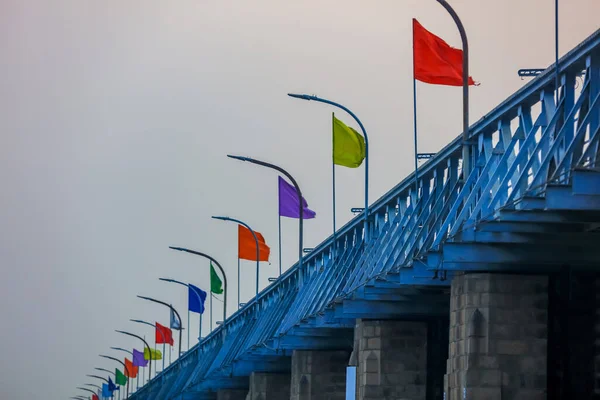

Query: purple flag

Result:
[133,349,148,367]
[278,176,316,219]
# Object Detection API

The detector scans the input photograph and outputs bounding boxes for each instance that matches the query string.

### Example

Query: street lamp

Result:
[136,295,183,357]
[211,215,260,308]
[130,318,166,371]
[168,247,228,323]
[159,277,206,348]
[110,348,138,391]
[287,94,370,240]
[100,354,130,398]
[115,330,152,379]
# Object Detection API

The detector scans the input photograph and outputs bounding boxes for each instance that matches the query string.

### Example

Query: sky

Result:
[0,1,598,398]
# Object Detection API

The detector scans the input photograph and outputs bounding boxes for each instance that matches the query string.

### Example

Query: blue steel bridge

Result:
[130,29,600,400]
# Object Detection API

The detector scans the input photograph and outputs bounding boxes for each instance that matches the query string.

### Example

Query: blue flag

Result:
[102,383,111,398]
[170,308,181,330]
[188,284,207,314]
[108,376,119,392]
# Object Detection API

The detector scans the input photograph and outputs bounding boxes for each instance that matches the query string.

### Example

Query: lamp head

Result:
[226,154,249,162]
[169,246,184,251]
[211,216,229,222]
[159,277,175,283]
[287,93,313,101]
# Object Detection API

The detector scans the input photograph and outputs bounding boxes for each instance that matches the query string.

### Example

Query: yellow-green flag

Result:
[332,113,366,168]
[144,348,162,360]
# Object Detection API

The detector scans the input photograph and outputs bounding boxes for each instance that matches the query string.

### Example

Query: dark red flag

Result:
[92,395,99,400]
[155,322,174,346]
[413,18,477,86]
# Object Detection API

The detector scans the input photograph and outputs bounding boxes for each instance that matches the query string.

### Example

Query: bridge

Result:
[129,29,600,400]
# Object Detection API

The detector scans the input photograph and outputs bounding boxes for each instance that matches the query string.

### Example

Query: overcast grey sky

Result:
[0,1,598,398]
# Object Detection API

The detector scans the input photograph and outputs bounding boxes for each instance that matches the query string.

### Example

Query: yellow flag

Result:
[144,348,162,360]
[332,113,366,168]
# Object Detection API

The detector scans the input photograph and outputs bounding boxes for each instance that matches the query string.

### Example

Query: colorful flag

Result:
[333,114,366,168]
[188,284,207,314]
[210,263,224,294]
[108,377,119,392]
[278,176,316,219]
[102,383,111,398]
[238,225,270,261]
[125,357,139,377]
[132,349,147,368]
[115,368,127,386]
[155,322,175,345]
[170,308,181,330]
[412,18,477,86]
[144,347,162,360]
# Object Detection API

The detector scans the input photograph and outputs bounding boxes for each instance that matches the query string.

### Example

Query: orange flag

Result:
[238,224,270,261]
[124,358,139,378]
[413,18,477,86]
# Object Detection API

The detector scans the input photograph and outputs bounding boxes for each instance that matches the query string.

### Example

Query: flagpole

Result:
[238,257,241,307]
[278,214,282,276]
[412,22,419,197]
[436,0,470,178]
[332,113,337,251]
[224,158,304,285]
[210,289,213,330]
[287,95,369,242]
[211,216,261,297]
[136,296,183,358]
[169,247,228,323]
[115,331,152,382]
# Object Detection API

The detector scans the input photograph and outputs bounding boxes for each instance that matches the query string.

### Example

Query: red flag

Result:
[238,224,270,261]
[92,395,99,400]
[124,358,139,378]
[156,322,174,346]
[413,18,477,86]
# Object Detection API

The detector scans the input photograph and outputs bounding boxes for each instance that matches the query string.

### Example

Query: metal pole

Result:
[211,216,261,297]
[224,157,304,283]
[210,290,213,330]
[115,330,152,379]
[169,247,228,323]
[412,20,419,197]
[436,0,470,178]
[555,0,560,104]
[238,257,241,307]
[136,296,183,358]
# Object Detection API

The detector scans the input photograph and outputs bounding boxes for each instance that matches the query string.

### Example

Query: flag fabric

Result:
[238,225,270,261]
[412,18,476,86]
[156,322,175,345]
[132,349,148,368]
[92,394,99,400]
[188,284,207,314]
[144,347,162,360]
[210,263,224,294]
[332,114,366,168]
[170,308,181,330]
[278,176,316,219]
[108,377,119,392]
[125,357,140,377]
[102,384,111,398]
[115,368,127,386]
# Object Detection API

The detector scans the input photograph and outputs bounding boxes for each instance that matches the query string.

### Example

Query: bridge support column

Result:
[217,389,248,400]
[246,372,290,400]
[290,350,349,400]
[444,273,548,400]
[354,319,428,400]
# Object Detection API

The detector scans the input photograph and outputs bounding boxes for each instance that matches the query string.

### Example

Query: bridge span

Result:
[130,28,600,400]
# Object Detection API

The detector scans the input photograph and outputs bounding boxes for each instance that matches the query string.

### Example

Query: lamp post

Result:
[100,354,130,398]
[211,216,260,309]
[168,247,228,323]
[115,330,152,380]
[110,348,138,390]
[226,155,305,278]
[287,94,370,240]
[137,295,183,358]
[435,0,471,178]
[130,318,166,371]
[159,277,206,348]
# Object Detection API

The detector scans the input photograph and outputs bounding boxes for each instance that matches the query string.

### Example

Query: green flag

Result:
[332,113,366,168]
[210,263,223,294]
[115,368,127,386]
